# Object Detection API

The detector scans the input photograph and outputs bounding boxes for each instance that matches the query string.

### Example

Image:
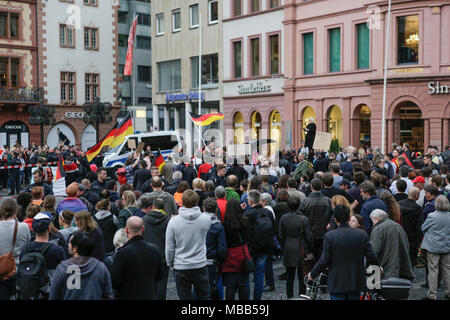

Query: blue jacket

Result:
[360,195,387,234]
[205,212,227,263]
[423,199,436,219]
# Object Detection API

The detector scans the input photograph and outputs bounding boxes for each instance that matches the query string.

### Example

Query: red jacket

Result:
[221,245,252,273]
[217,198,227,222]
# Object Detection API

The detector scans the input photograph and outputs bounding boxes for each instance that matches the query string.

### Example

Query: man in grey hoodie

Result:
[147,176,178,217]
[49,231,113,300]
[165,189,212,300]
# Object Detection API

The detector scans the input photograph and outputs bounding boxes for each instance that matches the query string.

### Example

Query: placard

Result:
[127,139,136,150]
[312,132,333,151]
[137,142,145,154]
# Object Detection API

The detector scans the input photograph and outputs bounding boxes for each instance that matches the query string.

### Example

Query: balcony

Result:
[0,87,43,103]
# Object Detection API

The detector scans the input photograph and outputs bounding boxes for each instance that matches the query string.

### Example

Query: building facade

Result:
[117,0,152,108]
[151,0,222,156]
[0,0,41,148]
[40,0,120,150]
[284,0,450,153]
[223,0,286,156]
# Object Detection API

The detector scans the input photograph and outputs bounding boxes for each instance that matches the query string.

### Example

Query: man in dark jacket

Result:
[209,164,227,188]
[7,151,21,195]
[226,158,248,183]
[398,187,424,267]
[245,190,275,300]
[182,160,197,187]
[91,167,108,195]
[299,178,333,260]
[308,205,379,300]
[320,173,356,205]
[166,171,182,195]
[141,196,171,300]
[133,160,151,191]
[111,216,163,300]
[347,171,366,214]
[359,181,387,234]
[27,169,54,197]
[80,179,100,207]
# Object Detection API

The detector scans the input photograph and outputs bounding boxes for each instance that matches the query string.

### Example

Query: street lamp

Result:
[28,101,56,146]
[82,97,113,143]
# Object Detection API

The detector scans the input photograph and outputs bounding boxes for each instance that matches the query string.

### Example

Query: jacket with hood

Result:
[49,256,113,300]
[205,212,227,263]
[398,198,424,245]
[143,209,171,261]
[165,206,211,270]
[118,206,138,229]
[94,210,119,254]
[147,190,178,217]
[225,187,240,201]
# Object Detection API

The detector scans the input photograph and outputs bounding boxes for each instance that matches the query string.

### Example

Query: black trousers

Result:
[286,267,305,298]
[312,239,324,261]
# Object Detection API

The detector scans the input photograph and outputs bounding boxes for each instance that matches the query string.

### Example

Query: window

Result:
[84,27,98,50]
[60,24,75,48]
[118,34,127,47]
[191,53,219,88]
[269,0,279,8]
[83,0,97,6]
[172,9,181,32]
[138,65,151,82]
[158,59,181,91]
[250,38,260,77]
[209,0,218,24]
[269,34,279,75]
[85,73,99,102]
[397,15,419,65]
[0,57,20,88]
[190,4,199,28]
[250,0,260,13]
[356,23,370,69]
[136,35,151,49]
[303,32,314,75]
[233,0,242,17]
[61,72,76,103]
[329,27,341,72]
[0,12,19,39]
[156,13,164,35]
[138,14,150,26]
[118,11,128,24]
[233,41,242,79]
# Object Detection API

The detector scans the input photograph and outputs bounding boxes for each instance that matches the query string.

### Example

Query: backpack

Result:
[251,210,274,253]
[16,242,53,300]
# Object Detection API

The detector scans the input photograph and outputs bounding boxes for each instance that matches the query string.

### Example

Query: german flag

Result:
[54,153,66,181]
[189,112,224,127]
[86,113,134,162]
[154,150,165,172]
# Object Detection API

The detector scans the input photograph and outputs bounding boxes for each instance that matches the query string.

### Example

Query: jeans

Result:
[265,256,275,288]
[8,172,20,194]
[207,264,223,300]
[330,291,361,300]
[174,266,210,300]
[253,255,268,300]
[156,264,169,300]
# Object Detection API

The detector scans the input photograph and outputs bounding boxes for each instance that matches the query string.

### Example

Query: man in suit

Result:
[308,205,379,300]
[110,216,163,300]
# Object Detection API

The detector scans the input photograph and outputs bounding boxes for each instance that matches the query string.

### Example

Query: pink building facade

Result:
[284,0,450,153]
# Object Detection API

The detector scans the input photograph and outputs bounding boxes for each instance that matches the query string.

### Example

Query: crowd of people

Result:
[0,140,449,300]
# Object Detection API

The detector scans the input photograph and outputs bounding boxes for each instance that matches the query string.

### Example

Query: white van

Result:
[102,131,181,176]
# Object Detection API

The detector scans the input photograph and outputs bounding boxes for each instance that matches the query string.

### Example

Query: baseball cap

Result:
[32,213,51,233]
[412,176,426,184]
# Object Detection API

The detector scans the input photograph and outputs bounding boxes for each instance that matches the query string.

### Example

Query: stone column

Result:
[387,119,394,154]
[424,119,430,152]
[174,107,180,130]
[443,119,449,151]
[164,106,170,131]
[152,105,159,130]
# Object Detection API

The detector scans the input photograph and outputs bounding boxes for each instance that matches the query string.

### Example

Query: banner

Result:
[312,132,333,151]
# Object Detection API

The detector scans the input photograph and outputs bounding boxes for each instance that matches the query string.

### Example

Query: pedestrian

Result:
[31,186,44,207]
[279,197,313,298]
[91,167,108,195]
[174,181,189,208]
[221,198,251,300]
[193,178,208,210]
[165,190,211,300]
[74,210,105,262]
[141,196,171,299]
[349,214,365,230]
[23,204,41,231]
[287,177,306,202]
[369,209,413,280]
[56,182,88,215]
[308,205,379,300]
[16,192,32,222]
[27,169,53,197]
[421,196,450,300]
[379,192,402,224]
[147,176,178,217]
[0,199,31,300]
[57,209,77,244]
[216,186,228,221]
[225,175,240,201]
[49,231,113,300]
[117,190,138,229]
[423,185,439,219]
[359,181,388,234]
[111,216,163,300]
[133,160,151,192]
[93,198,119,257]
[166,171,182,195]
[104,228,128,271]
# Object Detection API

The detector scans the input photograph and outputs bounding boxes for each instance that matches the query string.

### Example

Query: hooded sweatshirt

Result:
[148,190,178,217]
[49,256,113,300]
[165,206,211,270]
[94,210,119,254]
[143,209,170,261]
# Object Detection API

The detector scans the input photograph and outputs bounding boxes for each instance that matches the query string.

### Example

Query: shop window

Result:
[397,15,419,65]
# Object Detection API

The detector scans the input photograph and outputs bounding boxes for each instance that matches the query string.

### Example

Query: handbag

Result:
[0,220,18,280]
[238,232,255,274]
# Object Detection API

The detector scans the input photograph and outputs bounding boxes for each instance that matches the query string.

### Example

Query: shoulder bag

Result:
[0,220,18,280]
[238,231,255,274]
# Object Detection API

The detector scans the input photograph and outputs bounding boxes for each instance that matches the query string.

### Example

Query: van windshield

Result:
[142,135,179,152]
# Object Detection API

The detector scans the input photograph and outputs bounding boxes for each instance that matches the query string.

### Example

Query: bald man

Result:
[398,187,424,266]
[110,217,163,300]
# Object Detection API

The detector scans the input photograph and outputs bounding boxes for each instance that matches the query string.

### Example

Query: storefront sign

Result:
[4,125,22,130]
[65,112,86,119]
[165,91,205,103]
[428,82,449,95]
[238,82,272,95]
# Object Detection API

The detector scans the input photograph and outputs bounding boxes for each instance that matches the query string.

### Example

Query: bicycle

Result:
[299,273,328,300]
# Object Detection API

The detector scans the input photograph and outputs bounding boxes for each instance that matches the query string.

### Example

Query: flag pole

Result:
[133,15,138,131]
[198,10,202,157]
[381,0,392,155]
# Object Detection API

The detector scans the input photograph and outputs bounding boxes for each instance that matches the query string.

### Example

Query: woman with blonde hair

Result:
[379,192,402,224]
[74,210,105,262]
[117,190,137,228]
[327,195,354,230]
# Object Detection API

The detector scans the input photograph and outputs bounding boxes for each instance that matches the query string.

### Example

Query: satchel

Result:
[0,220,18,280]
[239,232,255,274]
